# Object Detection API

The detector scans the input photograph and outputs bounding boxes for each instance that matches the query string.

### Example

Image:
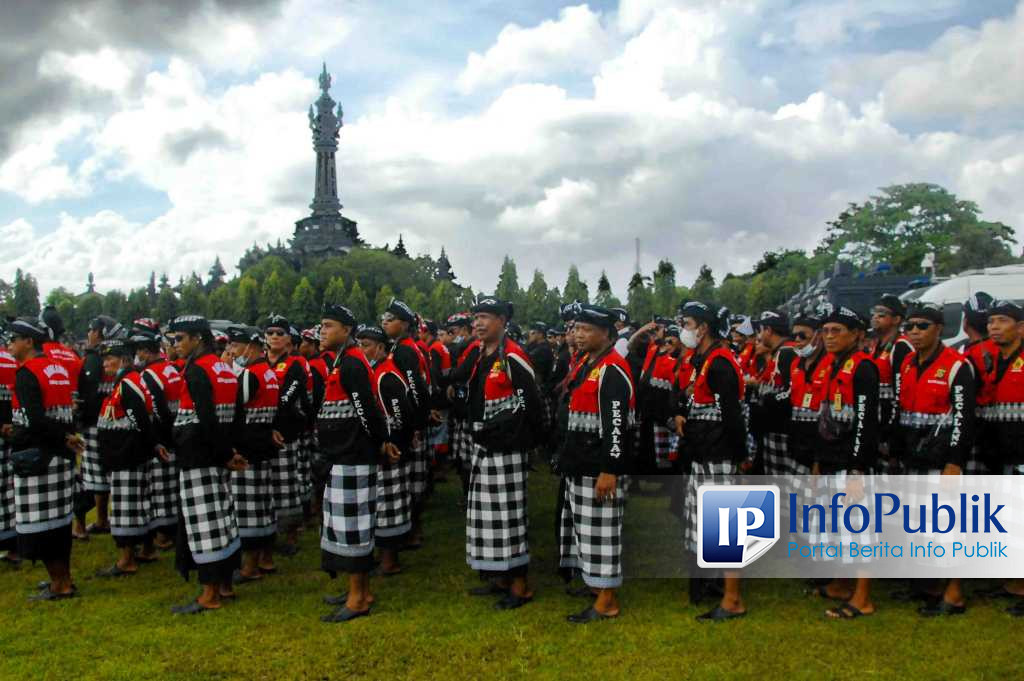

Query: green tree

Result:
[523,270,552,323]
[817,183,1018,274]
[260,270,288,316]
[562,265,589,304]
[494,255,524,311]
[717,275,749,315]
[13,269,40,316]
[180,278,207,315]
[207,284,236,320]
[691,264,715,301]
[125,288,151,322]
[322,276,347,307]
[346,280,371,322]
[154,288,179,324]
[626,272,654,322]
[77,294,104,330]
[207,257,227,292]
[104,290,128,320]
[652,260,677,317]
[427,280,459,321]
[594,271,614,307]
[402,286,428,317]
[375,285,396,318]
[392,234,410,259]
[290,277,319,326]
[235,276,261,324]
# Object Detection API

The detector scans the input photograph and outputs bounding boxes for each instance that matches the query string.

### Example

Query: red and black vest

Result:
[42,341,82,395]
[375,355,409,438]
[987,346,1024,423]
[640,343,676,393]
[567,350,636,435]
[736,342,756,378]
[873,335,913,402]
[824,351,874,426]
[319,345,378,424]
[11,355,75,428]
[689,346,745,422]
[0,348,16,411]
[143,359,183,415]
[175,354,237,428]
[430,339,452,375]
[964,338,998,410]
[99,371,154,429]
[240,359,280,425]
[471,339,533,425]
[398,336,431,388]
[790,351,833,423]
[675,348,696,392]
[897,346,965,429]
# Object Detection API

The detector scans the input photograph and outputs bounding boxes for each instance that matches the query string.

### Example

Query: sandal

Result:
[696,605,746,622]
[171,601,214,615]
[29,587,78,602]
[96,564,136,578]
[919,600,966,617]
[320,606,370,623]
[86,523,110,535]
[134,554,159,564]
[493,593,533,610]
[232,570,263,585]
[825,603,873,620]
[567,606,617,623]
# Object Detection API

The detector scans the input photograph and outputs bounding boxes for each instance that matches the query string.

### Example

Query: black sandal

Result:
[171,601,213,615]
[567,606,617,623]
[29,587,78,602]
[321,606,370,623]
[919,600,966,617]
[696,605,746,622]
[825,602,873,620]
[493,593,533,610]
[96,564,136,578]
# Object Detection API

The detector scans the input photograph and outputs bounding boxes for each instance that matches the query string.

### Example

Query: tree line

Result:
[1,183,1017,336]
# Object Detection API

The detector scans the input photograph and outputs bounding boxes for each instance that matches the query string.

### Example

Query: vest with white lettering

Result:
[240,359,280,425]
[11,356,75,429]
[173,353,237,468]
[873,335,913,402]
[42,341,82,395]
[468,338,535,449]
[896,345,969,467]
[824,351,873,426]
[964,338,998,410]
[374,355,412,449]
[318,344,382,464]
[143,359,183,416]
[688,346,745,422]
[399,336,431,388]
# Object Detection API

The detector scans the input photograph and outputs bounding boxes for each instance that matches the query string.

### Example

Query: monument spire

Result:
[309,61,344,216]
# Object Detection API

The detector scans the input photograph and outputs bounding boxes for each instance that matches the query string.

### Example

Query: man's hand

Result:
[65,433,85,455]
[941,463,962,476]
[594,472,617,503]
[272,430,285,449]
[0,423,12,439]
[155,445,171,463]
[446,386,455,402]
[674,415,686,437]
[226,451,249,471]
[429,409,443,425]
[381,442,401,464]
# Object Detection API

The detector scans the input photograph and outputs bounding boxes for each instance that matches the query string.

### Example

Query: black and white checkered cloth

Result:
[321,464,377,559]
[0,446,16,543]
[146,450,179,528]
[465,446,530,572]
[376,459,411,540]
[178,467,240,563]
[409,435,428,502]
[450,419,473,463]
[15,455,76,533]
[109,468,152,540]
[270,440,303,520]
[762,432,797,476]
[683,460,735,554]
[80,425,109,492]
[653,424,676,470]
[558,474,626,589]
[297,431,314,503]
[808,470,876,565]
[231,464,276,540]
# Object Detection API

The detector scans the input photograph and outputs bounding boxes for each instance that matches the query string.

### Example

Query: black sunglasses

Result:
[904,321,934,331]
[793,331,813,341]
[265,329,288,337]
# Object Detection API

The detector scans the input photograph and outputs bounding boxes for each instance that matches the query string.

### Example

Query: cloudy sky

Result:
[1,0,1022,298]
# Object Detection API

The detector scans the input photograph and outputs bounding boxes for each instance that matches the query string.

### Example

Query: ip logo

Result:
[697,485,779,568]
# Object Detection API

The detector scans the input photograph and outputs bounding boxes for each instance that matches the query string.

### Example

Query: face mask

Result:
[233,357,249,372]
[680,328,699,349]
[133,355,145,369]
[794,342,816,358]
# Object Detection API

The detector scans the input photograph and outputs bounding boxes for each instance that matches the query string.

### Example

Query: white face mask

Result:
[794,342,816,358]
[233,356,249,372]
[680,327,699,349]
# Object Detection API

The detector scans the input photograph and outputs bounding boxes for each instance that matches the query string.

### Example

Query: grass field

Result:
[2,467,1022,681]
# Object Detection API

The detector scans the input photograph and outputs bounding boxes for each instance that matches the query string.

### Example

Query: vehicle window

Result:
[941,303,961,339]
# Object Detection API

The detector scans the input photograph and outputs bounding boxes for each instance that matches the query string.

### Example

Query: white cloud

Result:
[457,4,613,93]
[0,113,96,203]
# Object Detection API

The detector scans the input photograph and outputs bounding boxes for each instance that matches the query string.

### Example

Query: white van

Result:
[911,264,1024,347]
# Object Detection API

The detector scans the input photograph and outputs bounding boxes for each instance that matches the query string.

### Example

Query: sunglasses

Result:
[265,329,288,337]
[793,331,813,341]
[904,321,934,331]
[172,334,186,344]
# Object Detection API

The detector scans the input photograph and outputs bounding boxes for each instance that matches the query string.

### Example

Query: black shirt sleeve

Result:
[393,344,429,425]
[708,356,747,461]
[141,369,173,446]
[340,356,390,446]
[507,352,545,441]
[184,363,232,466]
[12,367,73,451]
[120,378,158,457]
[947,360,975,468]
[378,372,413,449]
[598,363,632,475]
[850,360,880,466]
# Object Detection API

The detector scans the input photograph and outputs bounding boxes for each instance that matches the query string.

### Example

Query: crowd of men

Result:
[2,288,1024,623]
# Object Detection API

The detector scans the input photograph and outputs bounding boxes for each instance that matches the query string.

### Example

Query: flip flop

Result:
[258,566,278,575]
[171,601,213,615]
[29,587,78,602]
[232,571,263,585]
[494,593,533,610]
[919,600,966,617]
[86,523,111,535]
[567,606,618,623]
[323,592,349,606]
[96,564,136,578]
[825,603,873,620]
[134,554,159,564]
[696,605,746,622]
[321,606,370,623]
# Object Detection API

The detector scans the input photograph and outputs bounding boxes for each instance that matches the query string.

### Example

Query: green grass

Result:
[2,468,1022,681]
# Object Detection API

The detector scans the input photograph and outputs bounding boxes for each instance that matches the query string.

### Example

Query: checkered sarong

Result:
[558,475,626,588]
[683,460,735,554]
[653,424,676,470]
[231,464,276,540]
[270,440,303,519]
[809,470,876,565]
[762,432,797,476]
[321,464,377,559]
[147,450,179,528]
[109,468,152,539]
[450,419,473,463]
[409,434,428,502]
[297,432,314,503]
[0,446,16,543]
[15,455,76,534]
[80,425,109,492]
[465,446,529,571]
[178,467,240,564]
[376,459,411,539]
